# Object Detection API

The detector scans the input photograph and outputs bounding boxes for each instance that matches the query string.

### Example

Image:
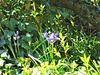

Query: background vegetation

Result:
[0,0,100,75]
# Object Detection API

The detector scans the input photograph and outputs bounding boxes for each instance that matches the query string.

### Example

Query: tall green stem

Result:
[17,39,20,56]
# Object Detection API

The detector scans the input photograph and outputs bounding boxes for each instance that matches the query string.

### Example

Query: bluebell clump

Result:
[42,31,58,43]
[13,31,20,46]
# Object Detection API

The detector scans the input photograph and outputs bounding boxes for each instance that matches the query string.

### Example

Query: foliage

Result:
[0,0,100,75]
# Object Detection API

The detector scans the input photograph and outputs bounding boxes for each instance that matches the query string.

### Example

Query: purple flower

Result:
[48,31,51,34]
[17,36,20,39]
[54,31,56,33]
[13,37,17,40]
[14,43,17,46]
[15,31,19,36]
[50,32,58,42]
[42,31,48,38]
[49,33,54,39]
[55,32,58,36]
[13,31,20,46]
[13,31,20,40]
[47,38,52,43]
[42,30,58,43]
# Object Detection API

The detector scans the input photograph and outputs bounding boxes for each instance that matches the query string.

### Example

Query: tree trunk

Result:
[50,0,100,32]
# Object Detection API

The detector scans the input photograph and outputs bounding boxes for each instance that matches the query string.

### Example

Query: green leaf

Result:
[45,15,54,22]
[97,0,100,2]
[0,35,6,47]
[2,18,18,30]
[22,71,28,75]
[26,24,36,32]
[57,9,63,15]
[0,40,6,47]
[21,33,33,42]
[80,57,84,62]
[97,32,100,34]
[10,70,16,75]
[0,50,8,57]
[3,19,10,26]
[84,53,86,61]
[70,20,74,26]
[4,30,14,44]
[57,9,69,18]
[8,44,16,59]
[10,18,18,25]
[21,42,29,50]
[20,49,25,57]
[4,30,14,36]
[62,12,69,18]
[18,23,26,31]
[86,55,90,63]
[0,50,7,54]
